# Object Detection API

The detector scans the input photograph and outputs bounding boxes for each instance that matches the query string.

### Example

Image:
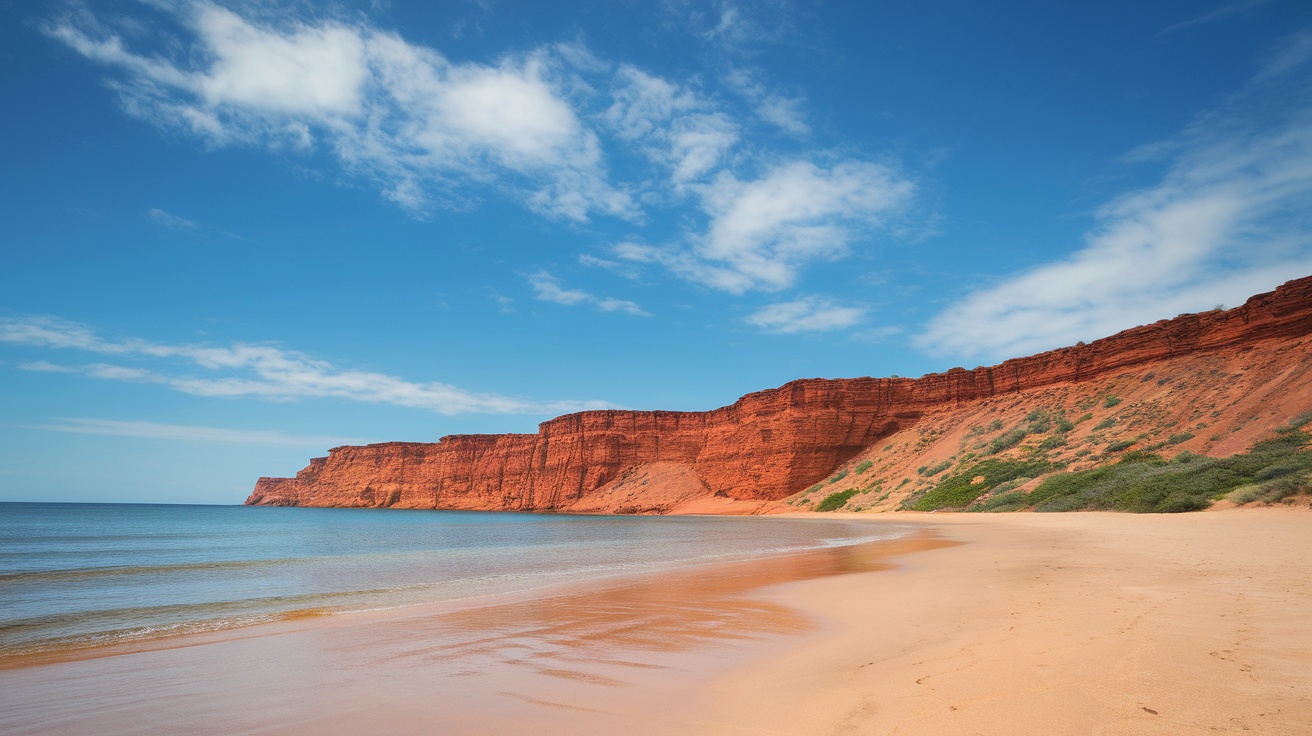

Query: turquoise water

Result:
[0,503,909,658]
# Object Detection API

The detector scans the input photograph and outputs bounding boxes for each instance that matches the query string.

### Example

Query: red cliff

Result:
[247,275,1312,512]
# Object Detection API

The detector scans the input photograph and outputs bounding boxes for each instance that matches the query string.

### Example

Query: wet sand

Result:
[0,529,944,735]
[3,510,1309,734]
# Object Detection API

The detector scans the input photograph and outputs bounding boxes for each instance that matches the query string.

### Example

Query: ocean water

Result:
[0,503,909,660]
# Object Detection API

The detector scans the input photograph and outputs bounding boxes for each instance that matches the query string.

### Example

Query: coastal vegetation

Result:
[816,489,860,511]
[965,427,1308,513]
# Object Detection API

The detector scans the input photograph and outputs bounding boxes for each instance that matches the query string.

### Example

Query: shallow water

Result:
[0,502,911,660]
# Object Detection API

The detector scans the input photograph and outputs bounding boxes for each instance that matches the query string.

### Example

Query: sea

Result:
[0,502,910,662]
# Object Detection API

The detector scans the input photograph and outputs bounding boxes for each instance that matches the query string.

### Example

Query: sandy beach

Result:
[700,508,1312,735]
[2,508,1309,734]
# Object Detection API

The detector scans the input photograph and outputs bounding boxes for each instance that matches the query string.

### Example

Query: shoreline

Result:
[3,509,1309,733]
[0,513,913,672]
[0,520,933,735]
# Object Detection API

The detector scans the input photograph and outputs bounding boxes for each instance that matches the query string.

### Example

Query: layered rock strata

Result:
[247,275,1312,512]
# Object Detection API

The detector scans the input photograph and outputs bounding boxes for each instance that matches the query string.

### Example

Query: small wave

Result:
[0,608,333,662]
[0,557,319,585]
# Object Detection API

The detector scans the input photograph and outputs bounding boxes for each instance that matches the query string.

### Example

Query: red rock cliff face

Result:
[247,275,1312,511]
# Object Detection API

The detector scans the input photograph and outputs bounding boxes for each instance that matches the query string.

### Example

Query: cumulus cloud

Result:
[745,297,866,333]
[618,160,915,293]
[527,271,649,316]
[1,316,614,414]
[39,418,372,448]
[47,3,632,220]
[918,54,1312,361]
[605,66,739,187]
[49,3,922,296]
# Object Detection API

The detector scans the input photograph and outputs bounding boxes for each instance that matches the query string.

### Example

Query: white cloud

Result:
[528,270,592,305]
[605,66,739,187]
[745,297,866,333]
[667,113,740,184]
[527,271,649,316]
[48,3,632,221]
[754,95,809,136]
[1159,0,1271,35]
[195,5,369,116]
[49,3,922,297]
[1,316,614,414]
[596,297,648,316]
[697,1,789,49]
[708,6,743,41]
[725,68,809,136]
[18,361,78,373]
[605,66,699,140]
[619,160,914,293]
[39,418,371,448]
[918,83,1312,361]
[147,208,200,229]
[1255,27,1312,82]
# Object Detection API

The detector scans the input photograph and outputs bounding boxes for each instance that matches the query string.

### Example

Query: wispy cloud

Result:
[527,271,649,315]
[1,316,615,414]
[745,297,866,333]
[917,44,1312,361]
[1159,0,1270,35]
[617,160,915,293]
[725,68,809,136]
[39,418,372,448]
[146,207,200,229]
[1255,27,1312,82]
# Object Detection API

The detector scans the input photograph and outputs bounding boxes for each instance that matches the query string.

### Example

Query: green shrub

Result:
[921,459,953,476]
[854,460,874,474]
[967,491,1030,512]
[1038,436,1067,451]
[815,489,859,512]
[1104,439,1137,454]
[1055,417,1076,433]
[1167,432,1195,445]
[1094,417,1117,431]
[908,458,1053,511]
[1076,413,1094,424]
[1104,396,1123,408]
[1025,409,1053,434]
[1118,450,1165,465]
[986,427,1029,455]
[828,470,849,484]
[1022,429,1312,513]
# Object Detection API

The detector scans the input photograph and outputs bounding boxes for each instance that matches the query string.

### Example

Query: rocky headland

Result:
[247,275,1312,513]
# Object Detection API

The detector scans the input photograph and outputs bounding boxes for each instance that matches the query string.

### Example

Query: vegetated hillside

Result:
[249,275,1312,514]
[789,346,1312,513]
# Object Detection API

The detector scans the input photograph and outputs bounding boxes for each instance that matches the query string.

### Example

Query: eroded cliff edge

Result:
[247,275,1312,512]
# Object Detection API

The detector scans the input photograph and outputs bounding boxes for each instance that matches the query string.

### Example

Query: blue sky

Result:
[3,0,1312,503]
